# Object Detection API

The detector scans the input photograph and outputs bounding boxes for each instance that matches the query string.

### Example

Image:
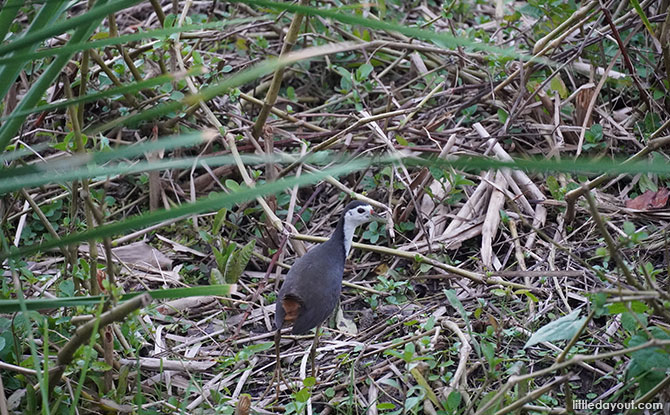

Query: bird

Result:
[273,200,376,391]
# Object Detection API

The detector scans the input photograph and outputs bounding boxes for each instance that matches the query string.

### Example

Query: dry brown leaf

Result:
[575,87,595,127]
[625,188,670,210]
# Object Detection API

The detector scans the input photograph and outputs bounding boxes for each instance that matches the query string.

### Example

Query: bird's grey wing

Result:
[289,245,344,334]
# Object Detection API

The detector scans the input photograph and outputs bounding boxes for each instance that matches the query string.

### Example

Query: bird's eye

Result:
[357,207,365,213]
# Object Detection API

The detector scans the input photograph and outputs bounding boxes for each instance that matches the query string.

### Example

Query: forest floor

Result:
[3,0,670,414]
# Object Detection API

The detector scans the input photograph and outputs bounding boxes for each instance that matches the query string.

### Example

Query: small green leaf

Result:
[446,390,461,410]
[210,268,225,285]
[59,279,75,297]
[514,289,539,303]
[595,247,609,257]
[395,134,409,146]
[481,340,495,366]
[356,63,374,81]
[212,208,228,235]
[549,76,568,98]
[445,289,471,331]
[225,179,240,192]
[224,239,255,283]
[497,108,508,124]
[286,86,296,101]
[623,221,636,236]
[607,302,627,314]
[376,402,395,410]
[303,377,316,387]
[631,301,649,313]
[524,310,585,348]
[491,288,507,297]
[324,387,335,398]
[419,263,432,273]
[295,387,311,403]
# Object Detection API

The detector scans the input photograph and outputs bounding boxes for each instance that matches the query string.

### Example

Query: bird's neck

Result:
[332,217,356,257]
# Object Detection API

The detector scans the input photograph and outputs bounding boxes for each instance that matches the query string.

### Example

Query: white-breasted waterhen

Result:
[273,200,376,390]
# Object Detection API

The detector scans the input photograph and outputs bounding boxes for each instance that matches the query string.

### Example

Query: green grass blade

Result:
[0,0,69,100]
[630,0,655,37]
[1,159,369,260]
[410,154,670,176]
[1,153,245,194]
[232,0,538,60]
[0,285,234,313]
[0,0,142,57]
[0,17,261,66]
[0,67,204,122]
[87,41,385,134]
[0,0,21,43]
[0,0,113,151]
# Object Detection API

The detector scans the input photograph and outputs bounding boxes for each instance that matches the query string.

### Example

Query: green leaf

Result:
[446,390,461,410]
[356,63,374,81]
[324,387,335,398]
[631,301,649,313]
[59,280,75,298]
[224,240,256,283]
[225,179,240,192]
[481,340,495,367]
[497,108,508,124]
[524,310,585,348]
[376,402,395,410]
[607,302,627,314]
[212,208,228,235]
[595,247,609,257]
[303,377,316,387]
[444,289,470,331]
[212,246,228,271]
[419,263,432,273]
[514,289,539,303]
[395,134,409,146]
[630,0,655,36]
[621,312,639,332]
[491,288,507,297]
[295,387,311,403]
[0,285,235,313]
[210,268,225,285]
[549,76,568,98]
[623,221,636,236]
[286,86,296,101]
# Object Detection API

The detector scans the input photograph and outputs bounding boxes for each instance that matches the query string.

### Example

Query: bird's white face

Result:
[344,204,375,227]
[342,203,375,255]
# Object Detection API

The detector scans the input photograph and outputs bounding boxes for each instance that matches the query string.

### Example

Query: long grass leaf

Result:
[87,41,388,134]
[0,285,234,313]
[0,0,69,100]
[232,0,539,60]
[1,159,369,260]
[0,67,204,122]
[0,0,114,151]
[1,153,245,194]
[0,0,21,43]
[0,0,142,57]
[0,17,261,66]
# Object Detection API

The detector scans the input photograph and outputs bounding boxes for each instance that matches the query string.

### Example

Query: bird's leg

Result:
[261,330,285,401]
[309,324,321,379]
[274,329,283,400]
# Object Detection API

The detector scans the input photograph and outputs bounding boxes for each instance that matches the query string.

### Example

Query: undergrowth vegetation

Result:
[2,0,670,414]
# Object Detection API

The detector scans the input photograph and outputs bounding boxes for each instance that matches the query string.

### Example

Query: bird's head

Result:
[342,201,376,227]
